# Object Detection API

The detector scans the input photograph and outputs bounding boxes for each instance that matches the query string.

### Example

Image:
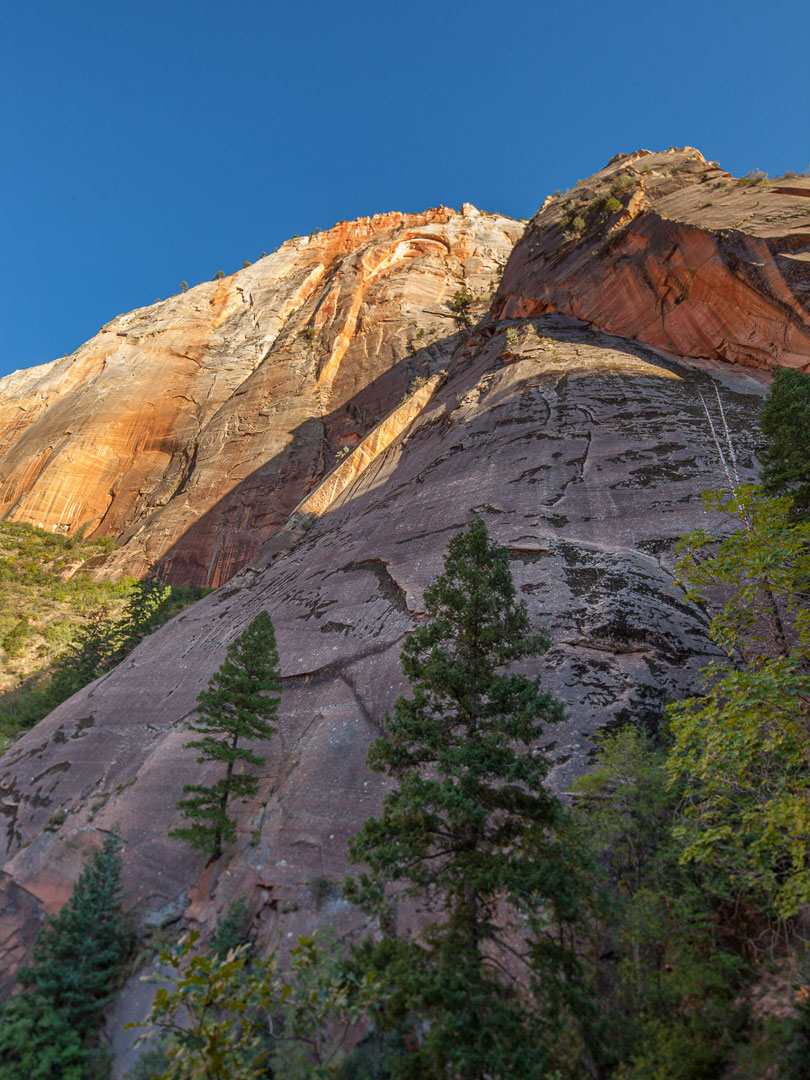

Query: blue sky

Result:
[2,0,808,379]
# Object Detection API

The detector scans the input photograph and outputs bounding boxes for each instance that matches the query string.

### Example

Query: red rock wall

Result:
[493,147,810,373]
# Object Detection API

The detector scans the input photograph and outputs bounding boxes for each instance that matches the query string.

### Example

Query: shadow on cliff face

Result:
[112,323,471,588]
[146,311,767,591]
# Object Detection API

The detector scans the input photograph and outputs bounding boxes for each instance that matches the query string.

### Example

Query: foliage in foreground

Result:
[573,726,748,1079]
[128,930,377,1080]
[760,366,810,518]
[665,486,810,916]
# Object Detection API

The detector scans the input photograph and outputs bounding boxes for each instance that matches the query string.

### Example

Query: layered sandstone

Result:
[0,207,521,585]
[0,317,768,1065]
[493,147,810,372]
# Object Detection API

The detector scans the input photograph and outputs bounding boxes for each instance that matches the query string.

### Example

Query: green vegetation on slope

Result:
[0,522,207,748]
[0,522,127,666]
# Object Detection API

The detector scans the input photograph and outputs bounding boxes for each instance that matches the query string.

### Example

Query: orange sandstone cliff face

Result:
[493,147,810,373]
[0,207,522,585]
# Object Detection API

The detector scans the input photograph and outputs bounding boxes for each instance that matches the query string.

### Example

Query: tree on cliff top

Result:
[170,611,282,860]
[760,366,810,518]
[345,518,588,1079]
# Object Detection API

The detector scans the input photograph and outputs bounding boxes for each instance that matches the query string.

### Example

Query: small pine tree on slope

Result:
[345,518,587,1080]
[170,610,282,860]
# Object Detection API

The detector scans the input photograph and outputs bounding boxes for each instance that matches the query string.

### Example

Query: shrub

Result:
[212,270,226,280]
[448,287,477,326]
[2,617,30,658]
[399,375,429,404]
[212,895,252,958]
[739,169,769,186]
[609,173,636,197]
[562,214,587,242]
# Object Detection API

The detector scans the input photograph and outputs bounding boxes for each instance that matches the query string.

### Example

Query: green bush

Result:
[739,169,769,186]
[211,895,252,958]
[1,617,30,658]
[448,287,477,327]
[0,992,108,1080]
[561,214,587,241]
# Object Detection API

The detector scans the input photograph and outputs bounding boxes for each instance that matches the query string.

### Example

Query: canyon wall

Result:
[493,147,810,373]
[1,147,808,1071]
[0,316,767,1017]
[0,207,521,585]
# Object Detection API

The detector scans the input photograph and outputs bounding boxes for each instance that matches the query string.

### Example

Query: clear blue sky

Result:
[2,0,808,379]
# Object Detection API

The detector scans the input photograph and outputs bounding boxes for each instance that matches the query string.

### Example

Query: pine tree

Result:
[0,992,101,1080]
[16,832,132,1032]
[170,611,282,860]
[345,518,585,1080]
[760,365,810,518]
[0,833,132,1078]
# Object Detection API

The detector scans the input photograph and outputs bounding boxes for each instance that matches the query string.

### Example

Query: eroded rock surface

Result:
[0,317,767,1011]
[493,148,810,372]
[0,206,521,585]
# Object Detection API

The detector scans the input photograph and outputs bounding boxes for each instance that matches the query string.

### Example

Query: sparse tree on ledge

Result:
[170,611,282,860]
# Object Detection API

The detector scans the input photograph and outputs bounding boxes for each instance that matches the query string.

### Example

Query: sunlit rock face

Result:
[0,150,791,1068]
[0,206,522,585]
[493,147,810,374]
[0,315,766,1009]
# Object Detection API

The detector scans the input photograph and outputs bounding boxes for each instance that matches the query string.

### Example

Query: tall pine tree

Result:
[170,610,282,860]
[345,518,585,1080]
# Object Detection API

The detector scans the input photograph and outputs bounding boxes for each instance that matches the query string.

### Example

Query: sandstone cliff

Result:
[493,147,810,372]
[0,149,801,1071]
[0,207,521,585]
[0,316,767,1020]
